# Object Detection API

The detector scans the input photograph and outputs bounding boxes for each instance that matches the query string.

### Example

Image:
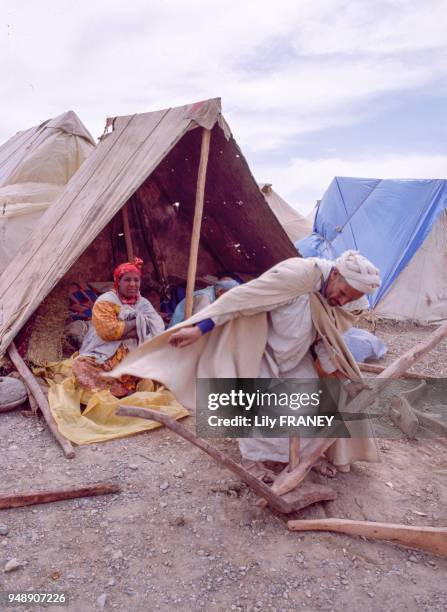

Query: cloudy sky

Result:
[1,0,446,213]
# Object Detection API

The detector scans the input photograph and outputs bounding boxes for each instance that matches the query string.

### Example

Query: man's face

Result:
[324,268,364,307]
[119,272,141,299]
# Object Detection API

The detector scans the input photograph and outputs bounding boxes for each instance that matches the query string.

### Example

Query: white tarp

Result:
[259,183,312,242]
[375,209,447,321]
[0,111,95,267]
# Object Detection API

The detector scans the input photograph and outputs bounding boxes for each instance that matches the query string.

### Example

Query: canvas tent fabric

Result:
[296,177,447,322]
[259,183,312,242]
[0,111,95,267]
[0,98,296,357]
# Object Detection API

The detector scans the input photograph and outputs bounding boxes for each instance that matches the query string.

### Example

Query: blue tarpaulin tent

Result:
[296,177,447,322]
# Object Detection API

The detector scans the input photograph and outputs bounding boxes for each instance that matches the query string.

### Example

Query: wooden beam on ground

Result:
[264,320,447,500]
[287,518,447,557]
[184,128,212,319]
[122,202,134,261]
[0,482,120,510]
[7,342,75,459]
[358,362,430,380]
[116,405,336,513]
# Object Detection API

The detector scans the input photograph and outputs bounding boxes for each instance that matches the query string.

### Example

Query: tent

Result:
[0,111,95,267]
[259,183,312,242]
[296,177,447,322]
[0,98,295,357]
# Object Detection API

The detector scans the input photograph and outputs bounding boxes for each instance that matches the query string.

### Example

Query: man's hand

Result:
[169,326,202,348]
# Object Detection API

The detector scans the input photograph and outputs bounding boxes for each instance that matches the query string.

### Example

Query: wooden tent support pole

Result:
[287,518,447,558]
[122,202,134,261]
[7,342,75,459]
[0,482,120,510]
[358,362,430,380]
[184,128,212,319]
[261,320,447,501]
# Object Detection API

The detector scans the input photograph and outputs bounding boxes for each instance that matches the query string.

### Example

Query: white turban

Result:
[335,250,381,294]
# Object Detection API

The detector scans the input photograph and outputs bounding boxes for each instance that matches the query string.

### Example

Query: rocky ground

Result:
[1,321,446,612]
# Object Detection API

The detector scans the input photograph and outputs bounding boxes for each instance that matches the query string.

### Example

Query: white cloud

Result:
[1,0,446,199]
[254,153,447,214]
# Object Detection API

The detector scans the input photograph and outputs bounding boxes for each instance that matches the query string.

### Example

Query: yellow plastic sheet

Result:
[36,358,189,445]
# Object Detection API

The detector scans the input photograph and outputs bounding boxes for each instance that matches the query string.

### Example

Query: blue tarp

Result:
[296,177,447,307]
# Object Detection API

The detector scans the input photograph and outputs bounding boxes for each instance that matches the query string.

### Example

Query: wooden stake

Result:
[389,395,419,438]
[184,128,212,319]
[116,405,336,513]
[287,518,447,557]
[264,320,447,499]
[122,203,134,261]
[0,482,120,510]
[289,437,300,470]
[7,342,75,459]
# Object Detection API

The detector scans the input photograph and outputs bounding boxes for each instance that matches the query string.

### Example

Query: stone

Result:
[160,482,169,491]
[129,464,138,471]
[107,578,116,587]
[0,377,27,411]
[97,593,107,609]
[0,524,9,536]
[4,558,21,573]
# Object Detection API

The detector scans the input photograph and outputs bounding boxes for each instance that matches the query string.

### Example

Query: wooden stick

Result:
[7,342,75,459]
[0,482,120,510]
[266,320,447,499]
[389,395,419,438]
[184,128,211,319]
[287,518,447,557]
[116,404,293,513]
[122,202,134,261]
[289,437,300,470]
[358,362,429,380]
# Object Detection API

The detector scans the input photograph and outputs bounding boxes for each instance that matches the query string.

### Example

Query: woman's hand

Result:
[169,326,202,348]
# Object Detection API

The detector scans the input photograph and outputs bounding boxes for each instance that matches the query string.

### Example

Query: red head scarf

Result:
[113,257,143,304]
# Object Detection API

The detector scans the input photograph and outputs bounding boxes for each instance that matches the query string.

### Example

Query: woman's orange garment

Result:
[73,345,138,398]
[91,300,125,342]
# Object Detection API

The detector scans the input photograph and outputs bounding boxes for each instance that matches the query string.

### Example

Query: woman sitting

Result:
[73,258,164,397]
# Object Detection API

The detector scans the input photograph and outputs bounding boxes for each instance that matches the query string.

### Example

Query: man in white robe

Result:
[167,251,381,476]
